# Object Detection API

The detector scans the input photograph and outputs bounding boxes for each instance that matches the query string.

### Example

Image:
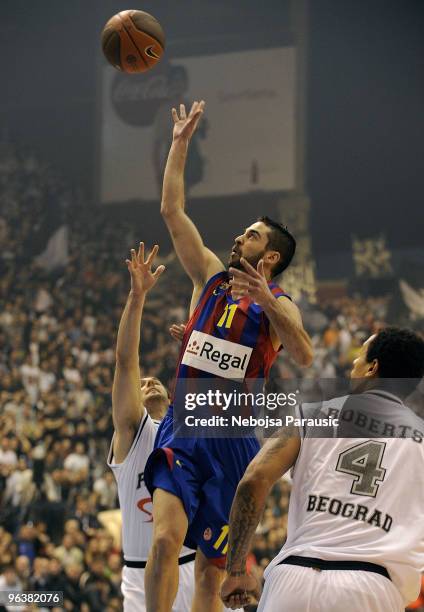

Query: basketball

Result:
[101,9,165,73]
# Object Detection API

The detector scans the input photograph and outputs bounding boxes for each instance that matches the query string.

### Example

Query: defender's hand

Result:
[126,243,165,297]
[220,573,261,610]
[172,100,205,144]
[229,258,274,307]
[169,323,186,343]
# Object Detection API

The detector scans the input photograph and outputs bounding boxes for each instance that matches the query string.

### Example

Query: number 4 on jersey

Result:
[336,440,387,498]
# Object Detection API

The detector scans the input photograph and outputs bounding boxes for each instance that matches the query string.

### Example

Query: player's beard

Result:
[228,248,266,272]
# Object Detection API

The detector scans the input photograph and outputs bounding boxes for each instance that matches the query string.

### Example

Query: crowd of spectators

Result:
[0,142,422,610]
[0,141,193,609]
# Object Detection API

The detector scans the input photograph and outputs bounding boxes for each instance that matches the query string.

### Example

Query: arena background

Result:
[0,1,423,610]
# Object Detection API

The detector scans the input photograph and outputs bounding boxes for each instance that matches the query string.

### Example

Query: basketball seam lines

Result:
[118,14,148,68]
[132,26,164,50]
[128,13,164,49]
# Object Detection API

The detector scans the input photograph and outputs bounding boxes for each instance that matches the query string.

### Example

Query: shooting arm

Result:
[226,431,300,576]
[265,296,313,367]
[161,140,223,285]
[161,103,224,286]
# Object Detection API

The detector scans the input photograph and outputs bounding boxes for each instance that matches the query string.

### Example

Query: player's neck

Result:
[145,398,168,421]
[354,378,405,401]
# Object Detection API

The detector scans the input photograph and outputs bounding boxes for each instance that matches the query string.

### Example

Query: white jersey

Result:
[107,413,193,562]
[266,391,424,605]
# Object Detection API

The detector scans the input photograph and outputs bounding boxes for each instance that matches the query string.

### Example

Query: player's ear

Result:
[365,359,379,378]
[264,250,280,267]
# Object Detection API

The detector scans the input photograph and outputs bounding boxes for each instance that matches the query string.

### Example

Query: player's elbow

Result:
[297,345,314,368]
[239,466,274,496]
[160,202,171,217]
[160,200,178,220]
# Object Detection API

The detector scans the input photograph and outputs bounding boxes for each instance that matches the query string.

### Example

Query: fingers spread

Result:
[153,264,165,279]
[188,100,198,116]
[146,244,159,266]
[137,241,145,263]
[173,101,205,124]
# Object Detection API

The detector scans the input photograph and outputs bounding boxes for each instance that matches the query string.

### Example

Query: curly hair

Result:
[367,327,424,379]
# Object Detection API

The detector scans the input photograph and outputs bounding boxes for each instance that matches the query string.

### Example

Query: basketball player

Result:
[107,242,195,612]
[221,327,424,612]
[143,101,313,612]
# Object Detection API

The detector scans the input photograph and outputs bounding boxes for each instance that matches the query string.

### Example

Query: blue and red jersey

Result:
[145,270,291,559]
[173,270,290,392]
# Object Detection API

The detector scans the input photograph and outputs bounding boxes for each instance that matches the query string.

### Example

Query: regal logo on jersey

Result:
[181,330,252,379]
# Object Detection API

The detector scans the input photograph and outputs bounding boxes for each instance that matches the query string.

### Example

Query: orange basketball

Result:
[101,10,165,73]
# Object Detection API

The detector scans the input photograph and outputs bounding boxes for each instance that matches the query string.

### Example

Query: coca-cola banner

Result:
[100,47,296,203]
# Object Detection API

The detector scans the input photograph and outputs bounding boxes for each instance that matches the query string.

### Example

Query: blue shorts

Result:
[144,406,260,561]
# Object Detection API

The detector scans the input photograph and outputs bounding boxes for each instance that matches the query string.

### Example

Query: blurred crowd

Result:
[0,142,422,610]
[0,142,191,609]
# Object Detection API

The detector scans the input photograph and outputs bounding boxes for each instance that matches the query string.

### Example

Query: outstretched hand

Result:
[126,243,165,297]
[172,100,205,144]
[229,258,273,307]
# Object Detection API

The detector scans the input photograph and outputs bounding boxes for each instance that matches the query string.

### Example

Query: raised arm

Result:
[160,101,224,290]
[221,429,301,609]
[112,243,165,464]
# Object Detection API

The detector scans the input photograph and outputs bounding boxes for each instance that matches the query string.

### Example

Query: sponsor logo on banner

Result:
[181,331,252,380]
[111,69,168,126]
[110,62,190,127]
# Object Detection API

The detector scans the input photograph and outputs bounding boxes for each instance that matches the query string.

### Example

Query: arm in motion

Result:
[221,429,300,608]
[112,243,165,463]
[160,101,224,296]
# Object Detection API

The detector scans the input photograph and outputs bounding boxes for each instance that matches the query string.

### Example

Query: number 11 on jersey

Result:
[217,304,237,329]
[213,525,229,554]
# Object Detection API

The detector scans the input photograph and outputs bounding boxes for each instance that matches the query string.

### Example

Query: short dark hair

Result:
[258,216,296,277]
[367,327,424,379]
